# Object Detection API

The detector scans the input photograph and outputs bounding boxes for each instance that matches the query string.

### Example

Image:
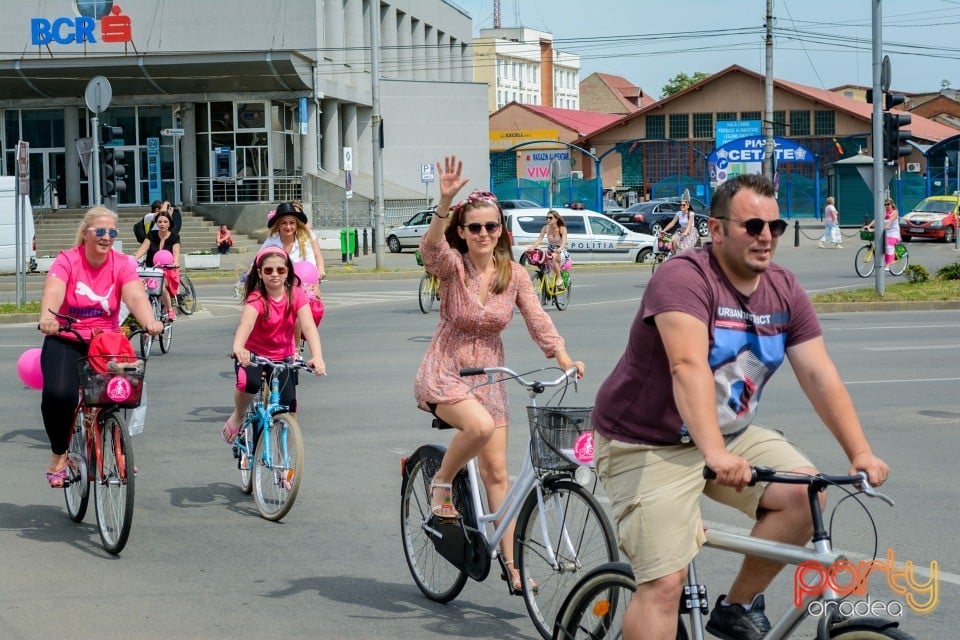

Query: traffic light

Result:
[100,125,127,199]
[882,111,912,162]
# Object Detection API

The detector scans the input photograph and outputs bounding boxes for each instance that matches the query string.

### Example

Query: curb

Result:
[812,300,960,313]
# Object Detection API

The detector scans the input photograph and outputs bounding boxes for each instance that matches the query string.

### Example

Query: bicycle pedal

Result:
[680,584,709,614]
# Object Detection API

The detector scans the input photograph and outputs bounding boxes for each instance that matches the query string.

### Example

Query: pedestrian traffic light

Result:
[882,111,912,162]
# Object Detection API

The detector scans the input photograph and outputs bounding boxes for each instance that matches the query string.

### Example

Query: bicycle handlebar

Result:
[459,365,579,393]
[41,310,148,343]
[236,353,317,373]
[702,465,894,505]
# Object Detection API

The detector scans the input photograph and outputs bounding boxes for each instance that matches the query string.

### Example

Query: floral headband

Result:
[452,190,500,217]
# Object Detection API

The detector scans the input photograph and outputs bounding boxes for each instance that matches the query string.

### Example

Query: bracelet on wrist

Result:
[434,210,450,219]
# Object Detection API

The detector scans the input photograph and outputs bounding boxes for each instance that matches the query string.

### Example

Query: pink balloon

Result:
[153,250,174,266]
[17,348,43,390]
[294,261,319,285]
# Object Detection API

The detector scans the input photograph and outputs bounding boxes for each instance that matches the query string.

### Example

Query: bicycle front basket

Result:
[77,357,146,408]
[137,268,165,296]
[859,230,874,241]
[527,406,594,471]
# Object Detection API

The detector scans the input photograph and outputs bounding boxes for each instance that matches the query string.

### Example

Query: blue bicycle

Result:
[232,354,313,521]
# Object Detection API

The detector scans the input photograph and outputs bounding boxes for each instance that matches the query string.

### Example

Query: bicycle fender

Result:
[401,444,446,485]
[553,561,635,637]
[822,616,902,640]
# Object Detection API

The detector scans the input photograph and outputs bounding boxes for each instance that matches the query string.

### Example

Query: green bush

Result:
[904,264,929,283]
[935,260,960,281]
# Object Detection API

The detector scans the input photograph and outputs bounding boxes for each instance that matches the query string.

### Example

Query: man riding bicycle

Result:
[591,174,889,640]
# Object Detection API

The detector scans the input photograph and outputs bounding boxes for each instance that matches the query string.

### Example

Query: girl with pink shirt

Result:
[222,246,325,444]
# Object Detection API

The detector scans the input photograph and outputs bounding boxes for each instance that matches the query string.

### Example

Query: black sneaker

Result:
[705,594,771,640]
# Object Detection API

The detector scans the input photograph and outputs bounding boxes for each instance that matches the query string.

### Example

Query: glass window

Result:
[210,102,233,132]
[237,102,266,129]
[136,106,172,145]
[4,111,18,149]
[814,110,836,135]
[589,215,625,236]
[646,114,665,139]
[669,113,689,139]
[789,110,810,136]
[196,103,208,133]
[741,111,761,121]
[773,110,786,137]
[717,112,737,121]
[693,113,713,139]
[564,216,587,234]
[20,109,65,148]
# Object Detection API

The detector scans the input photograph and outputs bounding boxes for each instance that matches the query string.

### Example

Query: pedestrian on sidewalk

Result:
[818,196,842,248]
[217,225,233,254]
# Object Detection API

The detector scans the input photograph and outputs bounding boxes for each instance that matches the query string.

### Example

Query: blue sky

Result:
[458,0,960,97]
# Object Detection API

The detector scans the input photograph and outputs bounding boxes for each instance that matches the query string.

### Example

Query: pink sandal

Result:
[221,419,240,444]
[46,468,68,488]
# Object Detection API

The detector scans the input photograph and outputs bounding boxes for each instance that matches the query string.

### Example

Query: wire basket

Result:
[859,230,874,241]
[77,357,146,408]
[415,250,424,267]
[138,268,165,296]
[526,406,594,471]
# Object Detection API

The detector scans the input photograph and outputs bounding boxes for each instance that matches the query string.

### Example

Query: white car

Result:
[505,208,656,264]
[386,209,433,253]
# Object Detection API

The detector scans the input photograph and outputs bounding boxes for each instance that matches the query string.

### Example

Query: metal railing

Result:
[185,176,302,205]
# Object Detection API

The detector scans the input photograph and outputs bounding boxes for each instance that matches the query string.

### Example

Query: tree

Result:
[661,72,711,98]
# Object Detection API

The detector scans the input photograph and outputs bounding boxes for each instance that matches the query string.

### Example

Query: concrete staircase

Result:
[34,207,260,262]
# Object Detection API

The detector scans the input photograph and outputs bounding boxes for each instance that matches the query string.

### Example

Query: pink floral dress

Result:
[414,235,565,427]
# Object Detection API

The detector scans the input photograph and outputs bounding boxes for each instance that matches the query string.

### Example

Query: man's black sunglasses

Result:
[714,216,789,238]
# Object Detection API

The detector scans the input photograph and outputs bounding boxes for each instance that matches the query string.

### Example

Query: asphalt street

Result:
[0,243,957,639]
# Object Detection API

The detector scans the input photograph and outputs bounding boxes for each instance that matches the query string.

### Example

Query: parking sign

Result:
[420,163,435,184]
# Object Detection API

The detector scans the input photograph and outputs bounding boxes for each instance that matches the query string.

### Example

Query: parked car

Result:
[899,194,960,243]
[608,201,711,237]
[386,209,432,253]
[498,199,542,209]
[505,208,656,264]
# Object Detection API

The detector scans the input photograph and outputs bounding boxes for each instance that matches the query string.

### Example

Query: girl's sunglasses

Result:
[462,222,502,234]
[260,266,288,275]
[715,217,789,238]
[89,227,119,238]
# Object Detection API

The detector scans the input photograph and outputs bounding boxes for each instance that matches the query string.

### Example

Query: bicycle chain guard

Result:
[424,517,491,582]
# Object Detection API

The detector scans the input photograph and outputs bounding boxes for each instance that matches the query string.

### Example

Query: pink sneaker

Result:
[167,308,176,321]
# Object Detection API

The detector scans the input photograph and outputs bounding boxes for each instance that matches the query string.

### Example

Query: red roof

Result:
[579,64,957,144]
[518,103,623,136]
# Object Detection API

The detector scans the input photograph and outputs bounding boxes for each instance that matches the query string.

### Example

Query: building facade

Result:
[0,0,489,224]
[472,27,580,113]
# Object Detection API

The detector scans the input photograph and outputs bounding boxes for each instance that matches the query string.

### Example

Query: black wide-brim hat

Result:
[268,202,308,228]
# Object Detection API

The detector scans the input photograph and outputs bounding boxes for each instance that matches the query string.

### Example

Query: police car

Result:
[505,208,656,264]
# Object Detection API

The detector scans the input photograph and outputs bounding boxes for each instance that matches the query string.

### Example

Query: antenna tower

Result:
[493,0,501,28]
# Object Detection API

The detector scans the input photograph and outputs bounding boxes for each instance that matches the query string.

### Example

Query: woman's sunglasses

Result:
[260,266,288,276]
[89,227,119,238]
[462,222,502,234]
[715,217,789,238]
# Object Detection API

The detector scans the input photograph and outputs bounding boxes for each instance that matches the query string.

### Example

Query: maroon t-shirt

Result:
[592,246,822,445]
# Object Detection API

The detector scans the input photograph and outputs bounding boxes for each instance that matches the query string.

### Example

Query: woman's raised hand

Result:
[438,155,469,201]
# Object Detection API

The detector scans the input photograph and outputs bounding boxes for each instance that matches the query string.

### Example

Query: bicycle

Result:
[528,248,572,311]
[552,465,913,640]
[231,354,313,521]
[233,264,250,299]
[855,229,908,278]
[53,312,147,555]
[400,365,618,639]
[175,270,198,315]
[134,266,175,357]
[650,232,675,274]
[418,270,441,313]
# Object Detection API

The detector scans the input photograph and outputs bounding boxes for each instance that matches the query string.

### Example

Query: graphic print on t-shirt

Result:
[73,281,115,316]
[709,306,789,434]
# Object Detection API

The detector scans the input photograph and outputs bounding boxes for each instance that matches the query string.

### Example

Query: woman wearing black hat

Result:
[262,202,326,280]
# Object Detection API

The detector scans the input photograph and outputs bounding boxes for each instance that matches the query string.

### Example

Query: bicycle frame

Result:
[681,528,846,639]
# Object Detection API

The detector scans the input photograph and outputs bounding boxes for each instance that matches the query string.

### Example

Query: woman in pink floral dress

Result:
[414,155,585,593]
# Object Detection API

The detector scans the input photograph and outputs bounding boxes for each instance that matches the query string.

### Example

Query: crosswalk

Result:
[201,290,414,311]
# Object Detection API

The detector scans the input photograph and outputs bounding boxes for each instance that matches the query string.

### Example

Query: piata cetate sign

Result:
[31,3,132,45]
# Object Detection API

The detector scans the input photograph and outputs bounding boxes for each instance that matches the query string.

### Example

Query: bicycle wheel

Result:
[140,297,162,357]
[554,277,571,310]
[533,272,550,306]
[854,245,876,278]
[516,479,619,640]
[159,318,174,354]
[253,413,304,521]
[64,411,89,522]
[651,252,664,274]
[829,624,914,639]
[418,273,435,314]
[237,419,255,495]
[400,445,468,603]
[889,247,909,276]
[177,274,198,315]
[95,411,135,555]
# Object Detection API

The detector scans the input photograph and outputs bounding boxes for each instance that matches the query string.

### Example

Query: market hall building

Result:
[0,0,489,225]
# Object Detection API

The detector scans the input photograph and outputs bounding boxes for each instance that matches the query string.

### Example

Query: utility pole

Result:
[763,0,775,181]
[871,0,886,294]
[370,2,385,268]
